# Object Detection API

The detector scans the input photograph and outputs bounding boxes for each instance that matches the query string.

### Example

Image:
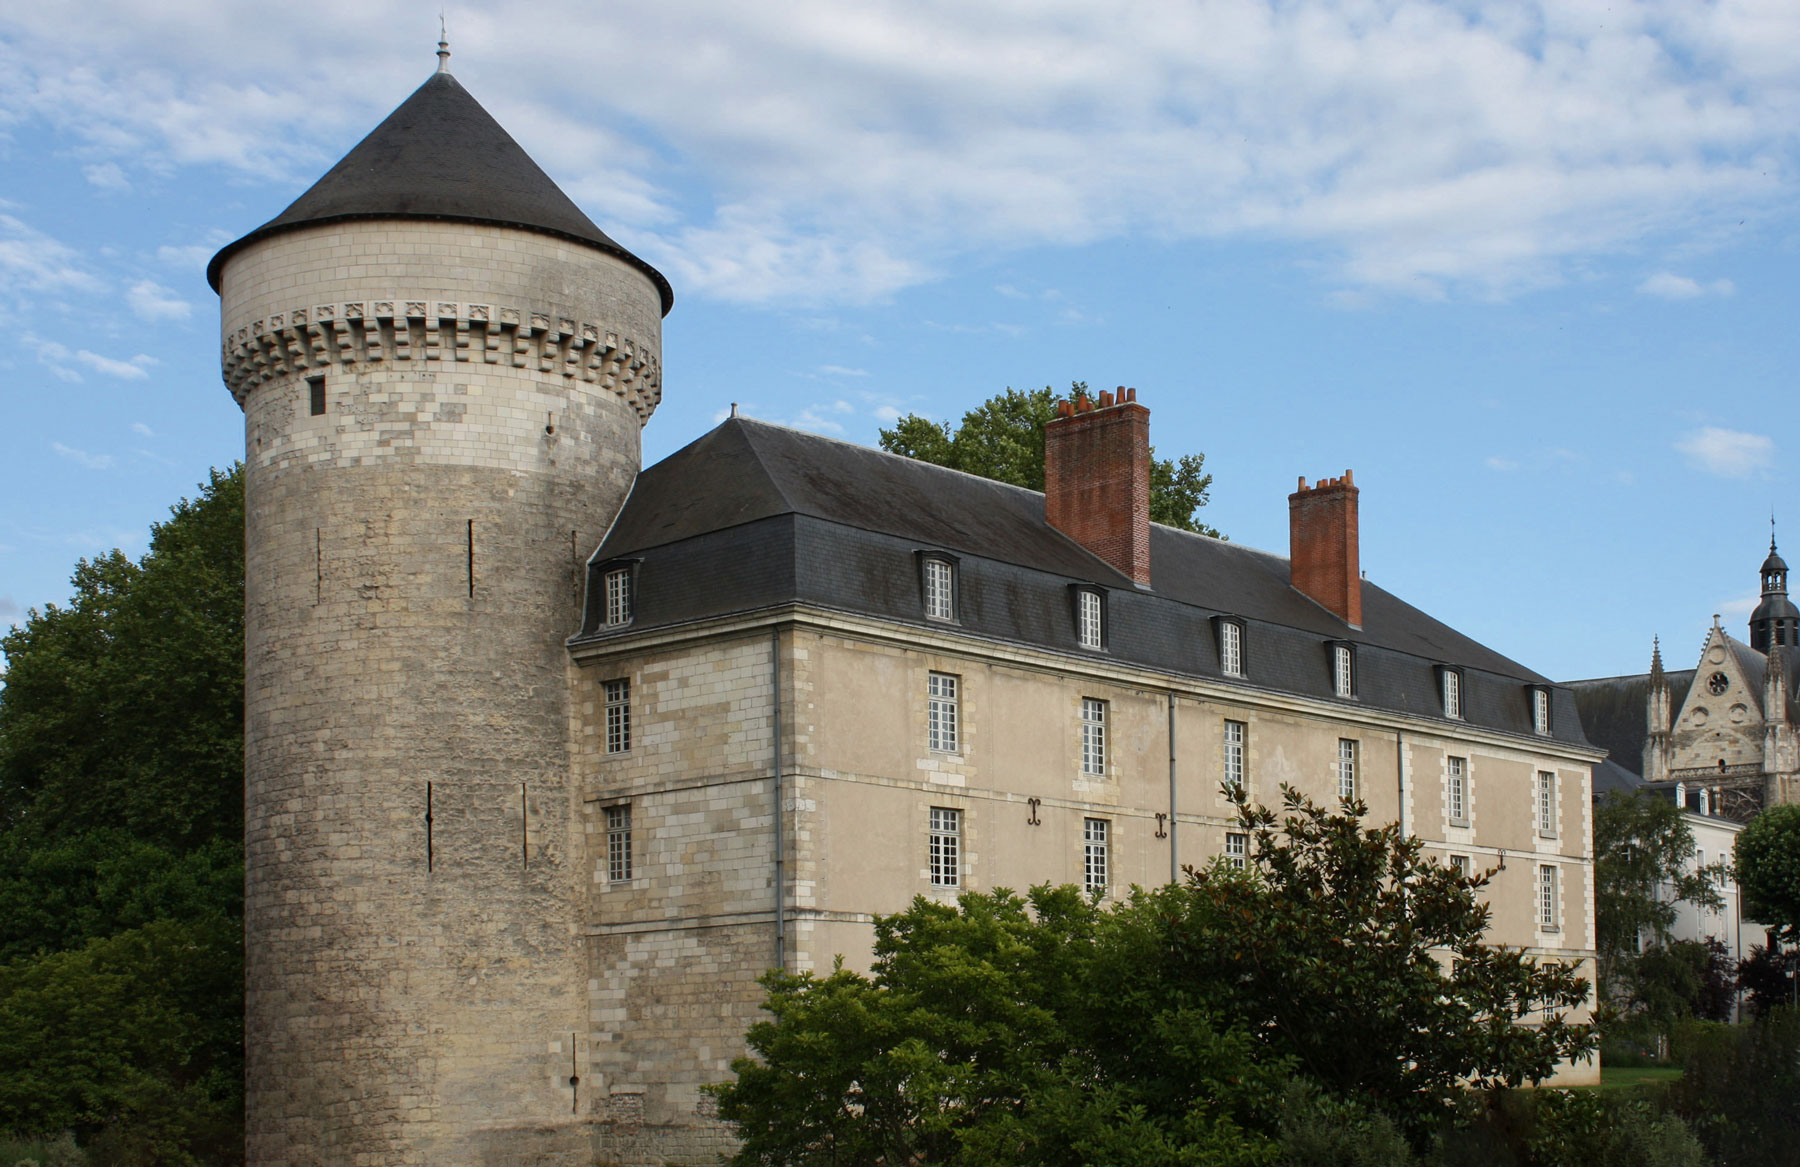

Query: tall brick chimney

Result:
[1044,387,1152,586]
[1288,470,1361,626]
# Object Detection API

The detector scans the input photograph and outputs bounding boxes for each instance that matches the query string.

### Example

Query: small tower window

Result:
[307,375,326,416]
[605,804,633,882]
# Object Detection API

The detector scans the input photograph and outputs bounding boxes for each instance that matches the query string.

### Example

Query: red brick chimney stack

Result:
[1288,470,1361,627]
[1044,386,1152,586]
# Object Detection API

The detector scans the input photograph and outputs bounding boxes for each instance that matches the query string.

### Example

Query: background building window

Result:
[1447,757,1467,824]
[1537,771,1557,837]
[1081,698,1108,776]
[929,807,961,887]
[1220,620,1243,677]
[604,678,630,753]
[924,558,956,621]
[1441,669,1462,719]
[1223,720,1246,789]
[604,567,633,627]
[927,672,959,753]
[1532,688,1551,735]
[1538,864,1559,930]
[1083,818,1109,893]
[1337,738,1358,802]
[1225,831,1248,869]
[605,804,632,882]
[1450,854,1470,878]
[1078,589,1104,649]
[1333,644,1354,697]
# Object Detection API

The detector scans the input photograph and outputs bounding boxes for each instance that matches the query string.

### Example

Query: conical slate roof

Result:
[207,71,672,313]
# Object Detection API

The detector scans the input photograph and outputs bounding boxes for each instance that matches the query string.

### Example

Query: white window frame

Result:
[604,678,631,754]
[1077,589,1104,650]
[929,806,961,887]
[1447,756,1467,825]
[1225,831,1249,870]
[1081,698,1108,776]
[1532,688,1551,735]
[1083,817,1110,894]
[1337,738,1358,802]
[927,672,959,754]
[1220,620,1244,677]
[1223,720,1246,790]
[1537,771,1557,838]
[924,558,956,622]
[1441,668,1462,719]
[604,567,633,627]
[1333,643,1354,698]
[605,804,632,882]
[1450,854,1470,879]
[1538,864,1559,931]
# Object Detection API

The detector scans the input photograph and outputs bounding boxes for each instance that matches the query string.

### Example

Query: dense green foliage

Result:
[1593,792,1723,1013]
[1667,1009,1800,1165]
[879,383,1222,536]
[711,787,1594,1165]
[0,467,244,1164]
[1733,804,1800,944]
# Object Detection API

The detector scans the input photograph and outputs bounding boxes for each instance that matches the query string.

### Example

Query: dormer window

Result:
[1529,686,1551,735]
[1329,641,1355,698]
[919,553,958,622]
[1438,666,1463,719]
[1074,587,1106,650]
[1215,617,1245,678]
[604,566,633,627]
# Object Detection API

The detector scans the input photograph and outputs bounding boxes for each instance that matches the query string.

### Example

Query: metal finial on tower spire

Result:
[437,15,450,72]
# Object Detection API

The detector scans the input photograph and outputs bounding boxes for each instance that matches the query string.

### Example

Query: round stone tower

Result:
[209,57,669,1165]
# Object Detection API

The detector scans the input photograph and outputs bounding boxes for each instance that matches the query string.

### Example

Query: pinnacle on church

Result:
[1650,636,1664,682]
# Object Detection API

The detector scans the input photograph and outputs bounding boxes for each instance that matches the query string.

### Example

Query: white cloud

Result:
[82,161,129,190]
[1720,591,1762,620]
[873,405,902,423]
[130,421,154,437]
[156,243,217,270]
[75,350,157,379]
[1484,456,1520,472]
[0,214,101,303]
[818,365,869,377]
[1639,272,1736,299]
[1676,426,1774,477]
[126,279,192,321]
[51,441,115,470]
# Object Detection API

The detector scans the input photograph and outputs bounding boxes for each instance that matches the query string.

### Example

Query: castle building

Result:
[1570,538,1800,823]
[212,57,1601,1167]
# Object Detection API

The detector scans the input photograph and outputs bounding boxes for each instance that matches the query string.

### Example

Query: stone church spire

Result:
[1646,636,1671,783]
[1751,528,1799,652]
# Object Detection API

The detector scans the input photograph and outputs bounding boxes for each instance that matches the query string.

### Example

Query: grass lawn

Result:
[1594,1066,1683,1090]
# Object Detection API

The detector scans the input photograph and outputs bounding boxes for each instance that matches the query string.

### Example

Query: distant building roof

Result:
[575,416,1592,747]
[1567,670,1693,775]
[208,71,672,313]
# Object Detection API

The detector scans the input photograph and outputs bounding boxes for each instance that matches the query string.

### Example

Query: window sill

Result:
[1449,819,1470,829]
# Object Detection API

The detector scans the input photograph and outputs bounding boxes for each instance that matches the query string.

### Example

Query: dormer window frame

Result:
[916,550,961,624]
[1327,640,1356,699]
[1528,685,1552,736]
[1213,615,1247,679]
[593,557,642,630]
[1436,665,1465,721]
[1071,585,1108,652]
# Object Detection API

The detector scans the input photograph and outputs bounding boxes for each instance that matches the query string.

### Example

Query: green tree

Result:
[0,467,245,1162]
[1593,791,1723,1004]
[879,384,1222,537]
[1735,803,1800,944]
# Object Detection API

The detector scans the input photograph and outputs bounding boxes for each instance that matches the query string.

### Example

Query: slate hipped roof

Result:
[576,417,1592,747]
[207,71,672,313]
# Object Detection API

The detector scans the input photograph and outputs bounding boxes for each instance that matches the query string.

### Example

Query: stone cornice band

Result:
[222,299,662,422]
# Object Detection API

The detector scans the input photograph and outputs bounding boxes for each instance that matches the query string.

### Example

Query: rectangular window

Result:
[1532,689,1551,735]
[1078,590,1104,649]
[1450,854,1470,878]
[1081,698,1108,776]
[1539,864,1559,930]
[605,804,632,882]
[927,672,959,753]
[307,375,326,416]
[929,806,961,887]
[1537,771,1556,837]
[1223,720,1246,790]
[604,567,633,627]
[1447,757,1467,825]
[1442,669,1462,719]
[1337,738,1358,802]
[924,558,955,621]
[1220,621,1243,677]
[1333,644,1354,697]
[1225,831,1248,869]
[1083,818,1109,894]
[604,678,631,753]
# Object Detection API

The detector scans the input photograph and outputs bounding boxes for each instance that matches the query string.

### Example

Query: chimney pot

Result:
[1099,390,1114,407]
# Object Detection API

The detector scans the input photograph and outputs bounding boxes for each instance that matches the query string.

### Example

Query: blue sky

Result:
[2,0,1796,683]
